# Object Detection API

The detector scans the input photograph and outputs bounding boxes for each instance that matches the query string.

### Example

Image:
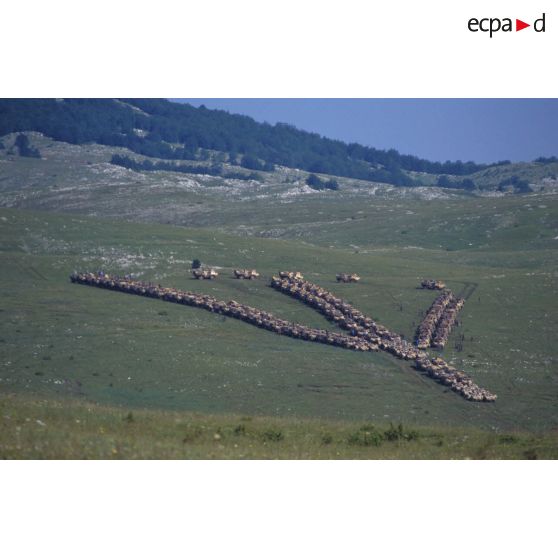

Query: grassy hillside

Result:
[1,130,557,458]
[1,134,557,252]
[1,207,556,436]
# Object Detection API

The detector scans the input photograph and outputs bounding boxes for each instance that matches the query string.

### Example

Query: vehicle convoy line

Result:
[70,272,378,352]
[415,290,465,350]
[270,273,495,402]
[70,271,496,402]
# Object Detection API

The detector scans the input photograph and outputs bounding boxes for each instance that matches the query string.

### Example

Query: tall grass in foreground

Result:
[1,395,556,459]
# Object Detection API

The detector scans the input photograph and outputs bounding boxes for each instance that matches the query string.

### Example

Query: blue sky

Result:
[173,99,558,164]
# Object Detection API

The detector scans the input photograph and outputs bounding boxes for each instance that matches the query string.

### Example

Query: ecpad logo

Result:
[468,13,546,37]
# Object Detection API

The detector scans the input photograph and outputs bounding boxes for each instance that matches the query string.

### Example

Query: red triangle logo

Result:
[516,19,530,31]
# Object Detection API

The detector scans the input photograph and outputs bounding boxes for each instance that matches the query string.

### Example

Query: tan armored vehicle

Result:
[192,268,219,280]
[279,271,304,280]
[233,269,260,280]
[336,273,361,283]
[420,279,446,290]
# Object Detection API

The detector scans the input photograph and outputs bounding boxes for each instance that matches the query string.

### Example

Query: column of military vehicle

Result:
[431,296,465,349]
[415,290,455,349]
[271,273,496,402]
[70,270,495,402]
[70,272,377,353]
[415,290,465,350]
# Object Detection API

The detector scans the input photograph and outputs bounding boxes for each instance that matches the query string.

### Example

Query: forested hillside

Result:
[0,98,496,186]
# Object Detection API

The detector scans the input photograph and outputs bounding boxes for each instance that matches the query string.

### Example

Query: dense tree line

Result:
[0,98,521,187]
[110,154,261,181]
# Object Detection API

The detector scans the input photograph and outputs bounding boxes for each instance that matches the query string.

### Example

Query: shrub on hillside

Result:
[534,156,558,164]
[262,428,284,442]
[240,154,275,172]
[383,422,419,442]
[306,173,339,191]
[437,175,476,190]
[498,175,532,193]
[110,154,261,182]
[348,425,383,447]
[233,424,246,436]
[15,134,41,158]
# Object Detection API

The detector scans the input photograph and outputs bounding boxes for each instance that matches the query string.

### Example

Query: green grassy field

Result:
[1,205,556,449]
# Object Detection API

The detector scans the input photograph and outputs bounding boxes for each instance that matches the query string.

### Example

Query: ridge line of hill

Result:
[4,98,554,190]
